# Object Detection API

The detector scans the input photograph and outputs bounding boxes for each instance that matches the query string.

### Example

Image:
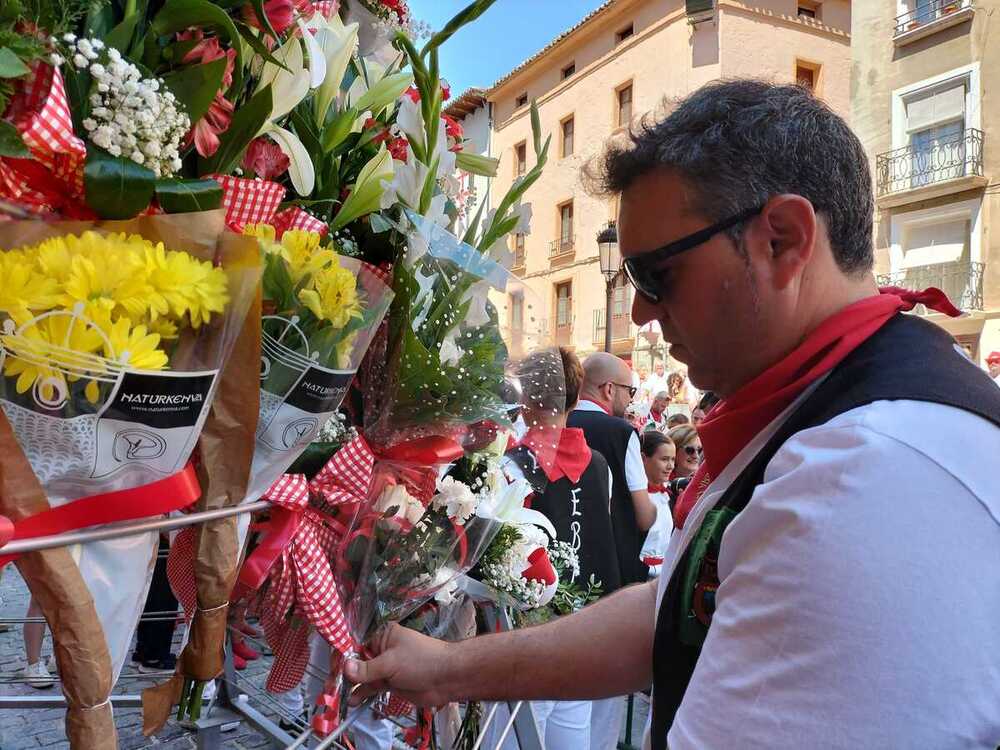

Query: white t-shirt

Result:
[575,400,648,493]
[645,395,1000,749]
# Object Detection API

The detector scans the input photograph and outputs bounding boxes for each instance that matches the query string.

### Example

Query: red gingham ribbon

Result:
[385,694,415,717]
[259,436,376,692]
[0,62,87,210]
[211,174,285,230]
[272,206,328,237]
[166,525,199,618]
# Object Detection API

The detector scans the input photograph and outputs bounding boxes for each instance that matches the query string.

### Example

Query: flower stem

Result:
[189,681,205,722]
[176,678,191,721]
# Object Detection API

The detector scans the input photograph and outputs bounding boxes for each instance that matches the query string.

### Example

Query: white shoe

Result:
[45,655,57,674]
[19,661,54,689]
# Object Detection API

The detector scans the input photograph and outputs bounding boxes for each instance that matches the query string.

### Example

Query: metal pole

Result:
[0,500,270,555]
[604,276,614,353]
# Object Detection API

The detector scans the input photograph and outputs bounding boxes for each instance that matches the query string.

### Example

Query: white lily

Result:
[477,476,557,539]
[354,70,414,117]
[379,150,427,209]
[347,59,386,106]
[255,36,311,126]
[313,16,360,127]
[296,19,327,88]
[330,146,394,231]
[265,125,315,195]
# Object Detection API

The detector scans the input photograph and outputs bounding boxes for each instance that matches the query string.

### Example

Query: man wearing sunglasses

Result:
[346,80,1000,750]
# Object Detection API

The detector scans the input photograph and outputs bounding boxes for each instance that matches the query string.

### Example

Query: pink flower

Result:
[404,86,421,103]
[189,96,235,158]
[440,79,451,101]
[242,136,290,180]
[177,30,239,157]
[388,136,409,161]
[242,0,296,35]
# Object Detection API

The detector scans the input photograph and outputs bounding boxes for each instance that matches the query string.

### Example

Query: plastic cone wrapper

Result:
[150,222,394,730]
[0,210,259,749]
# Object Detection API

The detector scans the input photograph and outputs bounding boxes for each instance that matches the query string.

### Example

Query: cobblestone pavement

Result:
[0,566,648,750]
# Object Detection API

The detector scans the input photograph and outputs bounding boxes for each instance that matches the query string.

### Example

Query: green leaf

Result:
[154,178,223,213]
[61,65,92,133]
[235,21,292,71]
[0,48,29,78]
[421,0,496,58]
[149,0,244,87]
[84,147,156,220]
[103,13,141,54]
[161,57,228,124]
[321,107,358,153]
[0,120,28,157]
[200,84,273,176]
[455,151,498,177]
[84,3,116,38]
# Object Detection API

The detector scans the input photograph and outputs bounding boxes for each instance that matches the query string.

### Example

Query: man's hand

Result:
[345,624,455,708]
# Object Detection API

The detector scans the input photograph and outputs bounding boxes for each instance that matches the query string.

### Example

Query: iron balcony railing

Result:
[876,128,983,197]
[549,236,575,256]
[592,308,633,345]
[894,0,971,36]
[877,260,984,312]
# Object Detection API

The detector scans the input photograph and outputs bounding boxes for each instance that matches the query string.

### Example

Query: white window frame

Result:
[888,196,982,273]
[891,63,980,150]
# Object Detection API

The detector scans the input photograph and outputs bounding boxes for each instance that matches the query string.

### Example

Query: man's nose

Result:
[632,291,658,326]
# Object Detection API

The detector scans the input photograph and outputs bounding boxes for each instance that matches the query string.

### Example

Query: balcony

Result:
[877,260,984,313]
[876,128,986,208]
[549,237,576,268]
[894,0,973,46]
[592,309,635,352]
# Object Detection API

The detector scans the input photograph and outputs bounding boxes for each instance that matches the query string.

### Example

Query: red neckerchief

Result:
[521,427,592,483]
[649,483,669,494]
[649,408,665,423]
[672,287,961,529]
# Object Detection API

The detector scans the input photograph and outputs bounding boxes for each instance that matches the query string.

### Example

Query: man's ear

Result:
[753,194,817,291]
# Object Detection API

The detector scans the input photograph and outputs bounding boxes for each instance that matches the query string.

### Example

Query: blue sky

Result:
[407,0,609,95]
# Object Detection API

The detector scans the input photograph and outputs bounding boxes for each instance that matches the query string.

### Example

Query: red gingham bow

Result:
[255,436,376,693]
[273,206,328,237]
[211,174,285,231]
[0,63,87,213]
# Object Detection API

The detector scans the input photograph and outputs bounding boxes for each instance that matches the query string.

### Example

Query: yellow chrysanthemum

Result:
[143,243,229,328]
[298,263,362,328]
[101,315,168,371]
[147,317,179,341]
[41,232,153,321]
[0,252,61,316]
[1,309,107,404]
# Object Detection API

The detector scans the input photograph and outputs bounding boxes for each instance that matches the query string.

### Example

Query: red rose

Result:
[242,136,290,180]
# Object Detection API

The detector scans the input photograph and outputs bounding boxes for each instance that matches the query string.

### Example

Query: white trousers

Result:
[589,695,628,750]
[483,699,592,749]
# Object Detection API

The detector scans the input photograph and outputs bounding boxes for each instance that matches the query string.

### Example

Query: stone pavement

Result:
[0,564,279,750]
[0,565,648,750]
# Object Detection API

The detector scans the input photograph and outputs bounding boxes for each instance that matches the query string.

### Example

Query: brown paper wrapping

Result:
[0,211,260,748]
[143,281,261,735]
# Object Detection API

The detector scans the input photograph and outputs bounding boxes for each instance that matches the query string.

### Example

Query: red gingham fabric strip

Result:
[166,526,199,619]
[385,694,415,717]
[211,174,285,230]
[363,262,393,286]
[273,206,328,237]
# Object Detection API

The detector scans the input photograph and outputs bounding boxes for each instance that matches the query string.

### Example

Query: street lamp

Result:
[597,221,620,353]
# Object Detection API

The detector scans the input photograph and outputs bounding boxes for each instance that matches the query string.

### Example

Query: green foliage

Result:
[1,0,109,36]
[83,145,156,218]
[153,177,223,213]
[0,120,27,156]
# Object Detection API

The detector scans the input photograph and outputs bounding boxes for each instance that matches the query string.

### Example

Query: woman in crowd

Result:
[493,346,622,750]
[639,431,676,576]
[668,424,702,479]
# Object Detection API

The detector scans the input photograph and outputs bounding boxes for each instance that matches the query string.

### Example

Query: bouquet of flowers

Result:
[0,211,258,750]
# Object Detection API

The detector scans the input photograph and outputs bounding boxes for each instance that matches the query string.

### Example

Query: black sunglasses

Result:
[606,381,637,399]
[684,445,704,457]
[621,205,764,304]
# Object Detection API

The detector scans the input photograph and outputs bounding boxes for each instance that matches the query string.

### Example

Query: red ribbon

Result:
[523,547,557,586]
[0,463,201,568]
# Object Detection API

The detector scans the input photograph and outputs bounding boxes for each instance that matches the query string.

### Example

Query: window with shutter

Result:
[562,117,574,157]
[515,142,526,176]
[618,84,633,126]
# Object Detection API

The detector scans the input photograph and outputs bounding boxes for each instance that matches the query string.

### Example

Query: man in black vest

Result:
[346,81,1000,750]
[568,352,657,587]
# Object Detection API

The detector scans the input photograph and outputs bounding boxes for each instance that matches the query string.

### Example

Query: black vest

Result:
[650,314,1000,749]
[567,408,650,585]
[507,445,622,595]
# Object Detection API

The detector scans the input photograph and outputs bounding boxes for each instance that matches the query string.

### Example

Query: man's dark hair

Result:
[667,413,689,428]
[592,79,874,274]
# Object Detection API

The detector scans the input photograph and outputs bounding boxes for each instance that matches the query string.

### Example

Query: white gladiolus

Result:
[313,17,360,127]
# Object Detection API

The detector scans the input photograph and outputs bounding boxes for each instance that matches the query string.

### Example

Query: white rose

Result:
[375,483,425,526]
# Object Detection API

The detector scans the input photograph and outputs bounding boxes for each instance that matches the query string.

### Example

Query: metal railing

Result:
[876,128,983,197]
[549,236,575,256]
[592,308,633,345]
[894,0,971,36]
[877,260,984,312]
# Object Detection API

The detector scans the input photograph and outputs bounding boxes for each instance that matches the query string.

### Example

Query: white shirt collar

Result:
[575,399,607,414]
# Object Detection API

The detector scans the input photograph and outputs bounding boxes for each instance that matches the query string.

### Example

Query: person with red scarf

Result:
[345,81,1000,750]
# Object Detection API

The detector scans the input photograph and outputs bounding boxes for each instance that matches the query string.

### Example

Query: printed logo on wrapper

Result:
[250,316,355,496]
[0,307,218,486]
